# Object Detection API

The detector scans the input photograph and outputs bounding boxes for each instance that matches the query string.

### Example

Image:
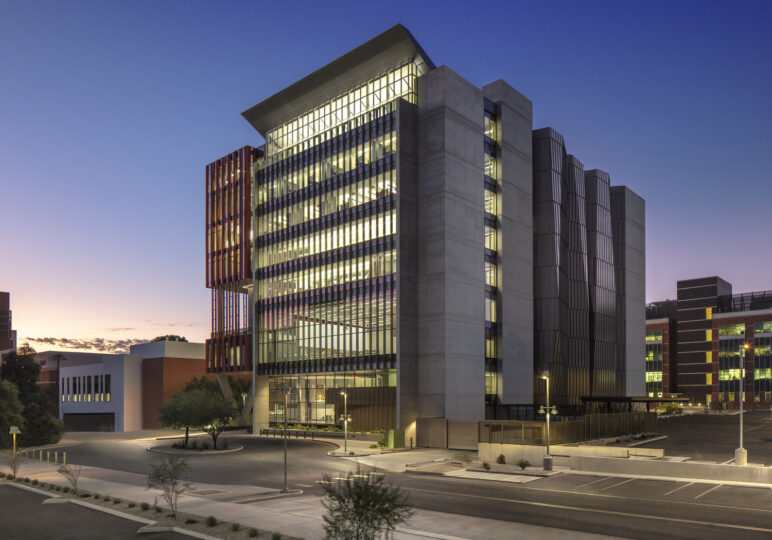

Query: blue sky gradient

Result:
[1,1,770,351]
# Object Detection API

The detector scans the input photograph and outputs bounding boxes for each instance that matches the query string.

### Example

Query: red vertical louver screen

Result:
[205,146,255,373]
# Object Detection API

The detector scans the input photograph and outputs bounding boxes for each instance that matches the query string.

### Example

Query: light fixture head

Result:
[541,371,549,380]
[744,343,750,350]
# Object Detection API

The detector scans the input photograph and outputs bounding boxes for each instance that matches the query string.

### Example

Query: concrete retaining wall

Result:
[479,442,772,483]
[479,442,663,465]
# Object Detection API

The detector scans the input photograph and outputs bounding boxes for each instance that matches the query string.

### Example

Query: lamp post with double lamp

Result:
[736,342,750,466]
[538,372,557,471]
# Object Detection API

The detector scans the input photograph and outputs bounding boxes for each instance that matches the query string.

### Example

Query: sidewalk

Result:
[2,457,620,540]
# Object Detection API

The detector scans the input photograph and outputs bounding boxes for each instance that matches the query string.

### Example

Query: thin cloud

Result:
[23,337,150,354]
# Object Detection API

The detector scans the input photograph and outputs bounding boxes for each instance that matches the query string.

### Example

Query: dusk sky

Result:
[1,1,770,353]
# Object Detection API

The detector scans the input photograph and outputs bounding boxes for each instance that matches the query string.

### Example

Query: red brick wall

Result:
[142,357,212,429]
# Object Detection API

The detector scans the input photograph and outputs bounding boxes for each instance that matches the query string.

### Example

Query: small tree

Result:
[147,456,189,518]
[5,449,21,478]
[0,380,24,450]
[58,464,82,495]
[158,390,208,447]
[184,376,221,395]
[0,351,41,397]
[198,393,235,449]
[320,467,414,539]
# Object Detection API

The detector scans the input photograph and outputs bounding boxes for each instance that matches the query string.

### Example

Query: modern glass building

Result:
[205,25,645,439]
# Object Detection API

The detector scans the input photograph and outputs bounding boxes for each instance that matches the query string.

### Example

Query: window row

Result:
[265,62,419,156]
[485,297,497,323]
[259,170,395,236]
[484,153,497,180]
[719,323,745,336]
[257,210,395,269]
[646,330,663,342]
[259,250,395,299]
[484,111,497,142]
[257,291,396,363]
[267,370,396,425]
[61,374,111,403]
[258,132,397,204]
[484,188,498,216]
[484,261,497,287]
[645,371,662,382]
[484,224,497,251]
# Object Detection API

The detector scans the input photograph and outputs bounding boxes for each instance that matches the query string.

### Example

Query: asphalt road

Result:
[57,432,772,539]
[61,433,357,490]
[385,472,772,540]
[650,410,772,464]
[0,484,184,540]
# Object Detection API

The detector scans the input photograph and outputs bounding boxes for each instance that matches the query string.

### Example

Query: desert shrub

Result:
[147,456,189,519]
[319,467,413,540]
[496,454,506,465]
[205,516,217,527]
[248,529,258,538]
[128,502,135,508]
[185,518,197,525]
[231,523,240,531]
[482,461,490,470]
[517,459,530,470]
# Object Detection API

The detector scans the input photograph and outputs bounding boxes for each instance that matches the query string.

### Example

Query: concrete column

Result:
[416,66,485,421]
[253,375,270,432]
[611,186,646,396]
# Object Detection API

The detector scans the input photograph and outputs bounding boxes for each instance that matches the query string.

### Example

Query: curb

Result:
[136,525,221,539]
[71,499,156,525]
[147,444,244,455]
[3,481,63,497]
[627,435,668,447]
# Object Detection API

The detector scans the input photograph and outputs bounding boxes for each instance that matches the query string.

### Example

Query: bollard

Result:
[54,451,58,465]
[63,452,67,465]
[39,450,43,462]
[46,451,50,463]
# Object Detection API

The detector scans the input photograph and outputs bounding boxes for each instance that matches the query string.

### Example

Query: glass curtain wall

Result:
[255,78,404,411]
[645,330,663,396]
[754,321,772,402]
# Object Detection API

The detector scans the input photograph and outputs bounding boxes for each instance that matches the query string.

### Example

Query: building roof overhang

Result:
[241,24,434,137]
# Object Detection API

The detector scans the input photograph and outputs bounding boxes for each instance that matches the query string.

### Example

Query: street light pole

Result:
[736,343,750,466]
[282,384,288,492]
[539,372,555,471]
[341,391,348,454]
[545,375,551,458]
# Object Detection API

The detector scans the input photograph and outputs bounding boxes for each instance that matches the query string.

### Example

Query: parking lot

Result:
[651,410,772,464]
[526,472,772,511]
